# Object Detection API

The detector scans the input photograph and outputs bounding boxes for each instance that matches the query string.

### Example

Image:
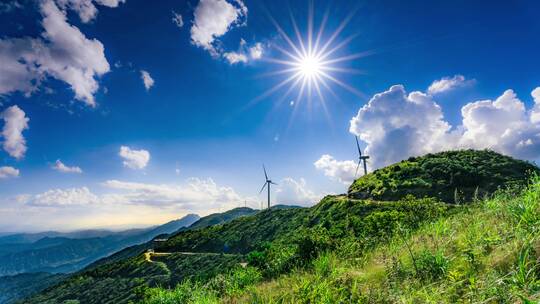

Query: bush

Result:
[414,249,450,281]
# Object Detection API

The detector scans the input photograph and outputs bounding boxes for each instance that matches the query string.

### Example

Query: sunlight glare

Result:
[298,54,322,78]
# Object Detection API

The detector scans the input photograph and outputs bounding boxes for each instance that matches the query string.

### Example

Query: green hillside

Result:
[226,175,540,303]
[86,207,258,269]
[22,150,539,303]
[349,149,539,203]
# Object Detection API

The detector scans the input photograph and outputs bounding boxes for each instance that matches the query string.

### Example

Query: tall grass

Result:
[230,176,540,303]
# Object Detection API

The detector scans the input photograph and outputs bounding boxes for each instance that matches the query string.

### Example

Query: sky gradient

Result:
[1,0,540,232]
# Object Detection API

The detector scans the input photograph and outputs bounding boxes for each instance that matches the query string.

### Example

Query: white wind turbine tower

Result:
[259,165,277,209]
[355,136,370,177]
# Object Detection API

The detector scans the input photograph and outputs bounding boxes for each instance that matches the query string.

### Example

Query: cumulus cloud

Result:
[172,11,183,28]
[0,0,111,106]
[52,159,82,173]
[190,0,247,56]
[0,166,19,179]
[458,89,540,159]
[274,177,322,207]
[314,154,357,184]
[140,70,154,91]
[427,75,475,95]
[119,146,150,170]
[55,0,126,23]
[1,105,29,160]
[349,84,540,169]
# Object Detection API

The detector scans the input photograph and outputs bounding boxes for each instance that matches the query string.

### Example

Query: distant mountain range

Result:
[0,208,260,304]
[0,214,200,276]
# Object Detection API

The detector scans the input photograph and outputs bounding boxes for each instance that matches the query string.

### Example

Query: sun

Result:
[297,54,323,79]
[252,3,370,116]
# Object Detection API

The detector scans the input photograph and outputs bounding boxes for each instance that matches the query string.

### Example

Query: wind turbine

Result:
[259,165,277,209]
[355,136,370,177]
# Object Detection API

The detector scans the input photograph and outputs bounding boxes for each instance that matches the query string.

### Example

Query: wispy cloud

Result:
[52,160,83,174]
[427,74,475,95]
[172,11,183,28]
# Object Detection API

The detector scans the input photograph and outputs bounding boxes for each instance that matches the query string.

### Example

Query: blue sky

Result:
[1,0,539,232]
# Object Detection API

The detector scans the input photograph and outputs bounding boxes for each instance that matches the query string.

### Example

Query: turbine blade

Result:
[263,165,268,180]
[259,182,268,194]
[270,182,278,185]
[355,136,362,156]
[355,160,361,177]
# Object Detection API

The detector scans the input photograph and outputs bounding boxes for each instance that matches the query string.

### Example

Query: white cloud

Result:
[140,70,154,91]
[119,146,150,170]
[223,51,248,64]
[52,159,82,173]
[0,0,111,106]
[28,187,100,206]
[530,87,540,124]
[274,177,322,207]
[55,0,126,23]
[223,41,263,64]
[427,75,474,95]
[349,84,540,169]
[249,42,263,59]
[314,154,357,184]
[0,166,19,179]
[1,105,29,160]
[172,11,183,28]
[0,177,248,231]
[190,0,247,56]
[102,178,242,209]
[458,89,540,159]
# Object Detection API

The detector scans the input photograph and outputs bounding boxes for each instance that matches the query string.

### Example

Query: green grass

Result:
[221,175,540,303]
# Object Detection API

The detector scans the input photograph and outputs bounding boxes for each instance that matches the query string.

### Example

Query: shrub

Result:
[414,249,450,281]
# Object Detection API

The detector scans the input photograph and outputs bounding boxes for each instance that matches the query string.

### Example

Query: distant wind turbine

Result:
[355,136,370,177]
[259,165,277,209]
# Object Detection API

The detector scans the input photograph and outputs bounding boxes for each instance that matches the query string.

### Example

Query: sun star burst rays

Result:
[255,3,369,115]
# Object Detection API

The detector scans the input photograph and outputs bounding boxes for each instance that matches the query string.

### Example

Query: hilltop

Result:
[22,150,539,303]
[349,149,539,203]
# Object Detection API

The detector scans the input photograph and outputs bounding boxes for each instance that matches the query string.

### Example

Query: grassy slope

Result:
[231,177,540,303]
[349,149,539,203]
